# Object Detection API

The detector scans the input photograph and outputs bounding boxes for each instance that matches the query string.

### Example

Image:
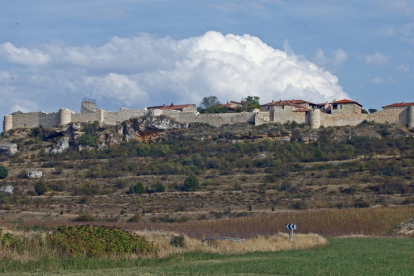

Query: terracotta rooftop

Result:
[332,99,362,107]
[382,102,414,108]
[293,108,311,112]
[147,103,196,110]
[262,99,315,106]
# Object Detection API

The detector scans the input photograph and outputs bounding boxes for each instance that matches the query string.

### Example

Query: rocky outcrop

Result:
[45,137,70,154]
[0,143,18,156]
[122,115,190,143]
[27,171,42,179]
[0,186,14,194]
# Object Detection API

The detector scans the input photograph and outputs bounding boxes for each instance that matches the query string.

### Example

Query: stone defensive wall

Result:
[166,111,257,127]
[3,104,413,132]
[3,107,147,131]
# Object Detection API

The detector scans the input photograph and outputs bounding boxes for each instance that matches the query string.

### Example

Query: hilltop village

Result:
[3,97,414,132]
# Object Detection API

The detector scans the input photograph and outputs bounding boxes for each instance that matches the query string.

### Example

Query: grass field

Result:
[3,238,414,275]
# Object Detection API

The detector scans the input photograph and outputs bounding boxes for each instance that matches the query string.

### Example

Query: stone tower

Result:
[3,115,12,132]
[408,106,414,129]
[81,99,97,114]
[309,109,321,129]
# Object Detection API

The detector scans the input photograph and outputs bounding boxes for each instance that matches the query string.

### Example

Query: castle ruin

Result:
[3,99,414,132]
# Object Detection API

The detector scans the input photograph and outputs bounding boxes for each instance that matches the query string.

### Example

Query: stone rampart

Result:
[168,112,256,127]
[103,108,147,125]
[39,112,60,129]
[3,102,412,132]
[71,111,101,124]
[12,112,46,129]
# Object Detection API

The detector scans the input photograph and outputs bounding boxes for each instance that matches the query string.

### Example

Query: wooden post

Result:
[289,228,293,241]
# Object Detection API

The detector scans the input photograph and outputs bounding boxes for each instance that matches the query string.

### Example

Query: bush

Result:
[153,180,166,193]
[79,133,97,147]
[127,182,146,194]
[0,165,8,179]
[46,225,158,257]
[127,214,142,223]
[170,235,185,248]
[182,175,199,191]
[73,214,97,222]
[353,198,371,208]
[34,180,48,195]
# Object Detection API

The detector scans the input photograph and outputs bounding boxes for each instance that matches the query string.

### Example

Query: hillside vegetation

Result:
[0,119,414,229]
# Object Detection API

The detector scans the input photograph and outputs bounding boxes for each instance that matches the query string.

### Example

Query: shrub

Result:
[79,133,97,147]
[170,235,185,248]
[34,180,48,195]
[0,165,8,179]
[127,214,141,223]
[353,198,371,208]
[151,180,166,193]
[182,175,199,191]
[127,182,146,194]
[73,214,97,222]
[46,225,158,257]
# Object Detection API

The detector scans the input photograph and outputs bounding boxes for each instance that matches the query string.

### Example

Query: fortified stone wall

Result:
[12,112,46,129]
[71,111,101,124]
[39,112,60,129]
[3,103,413,132]
[168,112,256,127]
[103,108,147,125]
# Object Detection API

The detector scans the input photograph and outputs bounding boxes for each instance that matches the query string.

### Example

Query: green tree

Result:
[34,180,48,195]
[152,180,166,193]
[79,133,97,147]
[362,109,369,114]
[242,96,260,111]
[182,175,199,191]
[368,108,377,114]
[127,182,146,194]
[0,165,8,179]
[199,96,221,109]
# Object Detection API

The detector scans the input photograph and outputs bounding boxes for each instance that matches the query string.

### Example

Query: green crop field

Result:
[4,238,414,276]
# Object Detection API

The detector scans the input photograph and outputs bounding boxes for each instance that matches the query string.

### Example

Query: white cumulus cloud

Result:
[0,31,349,116]
[363,52,388,66]
[312,49,347,72]
[371,77,384,84]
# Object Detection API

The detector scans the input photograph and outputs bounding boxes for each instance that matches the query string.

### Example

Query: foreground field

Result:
[4,238,414,276]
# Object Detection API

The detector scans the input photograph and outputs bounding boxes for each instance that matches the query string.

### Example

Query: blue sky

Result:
[1,0,413,119]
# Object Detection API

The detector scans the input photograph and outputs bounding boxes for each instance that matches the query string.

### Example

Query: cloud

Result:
[371,77,384,84]
[0,31,349,116]
[400,22,414,44]
[363,52,388,66]
[378,27,395,36]
[0,42,50,66]
[312,49,347,72]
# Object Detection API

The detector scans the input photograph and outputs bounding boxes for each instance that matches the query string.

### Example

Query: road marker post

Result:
[285,223,297,241]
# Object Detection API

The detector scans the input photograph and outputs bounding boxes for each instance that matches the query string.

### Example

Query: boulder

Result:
[50,137,70,154]
[0,186,14,194]
[0,143,18,156]
[27,170,42,179]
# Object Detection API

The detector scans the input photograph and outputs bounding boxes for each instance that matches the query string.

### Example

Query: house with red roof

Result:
[331,99,363,114]
[382,102,414,110]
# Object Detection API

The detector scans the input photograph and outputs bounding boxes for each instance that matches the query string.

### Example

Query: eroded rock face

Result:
[0,143,18,156]
[122,115,189,142]
[0,186,14,194]
[27,171,42,179]
[46,137,70,154]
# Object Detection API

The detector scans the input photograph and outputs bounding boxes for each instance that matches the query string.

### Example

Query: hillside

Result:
[0,116,414,227]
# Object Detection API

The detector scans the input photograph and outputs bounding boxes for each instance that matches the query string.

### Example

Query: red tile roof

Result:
[332,99,362,107]
[148,104,196,110]
[293,108,310,112]
[382,102,414,108]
